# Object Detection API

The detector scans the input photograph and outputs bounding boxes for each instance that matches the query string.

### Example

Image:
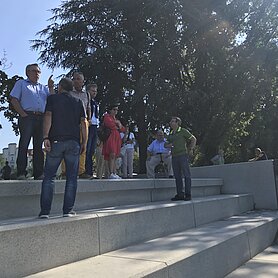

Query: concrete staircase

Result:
[0,177,277,278]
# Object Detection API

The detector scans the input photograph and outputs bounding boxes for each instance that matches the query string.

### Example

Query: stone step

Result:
[225,244,278,277]
[0,194,251,278]
[0,178,223,220]
[26,210,278,278]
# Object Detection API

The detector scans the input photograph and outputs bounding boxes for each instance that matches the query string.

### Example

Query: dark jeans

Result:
[40,140,80,215]
[85,125,98,175]
[17,115,44,178]
[172,154,191,197]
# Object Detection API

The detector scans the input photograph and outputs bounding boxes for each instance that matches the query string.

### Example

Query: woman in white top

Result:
[120,126,136,178]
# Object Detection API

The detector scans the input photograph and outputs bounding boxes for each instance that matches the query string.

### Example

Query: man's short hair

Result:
[72,71,84,79]
[25,63,40,76]
[171,116,182,126]
[59,78,73,92]
[87,83,98,90]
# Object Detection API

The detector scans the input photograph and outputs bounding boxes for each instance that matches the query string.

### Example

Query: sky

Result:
[0,0,65,151]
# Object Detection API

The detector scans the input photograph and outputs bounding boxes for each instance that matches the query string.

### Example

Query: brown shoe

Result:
[79,173,92,179]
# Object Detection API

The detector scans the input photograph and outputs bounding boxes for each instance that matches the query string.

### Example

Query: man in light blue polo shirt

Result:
[10,63,54,180]
[146,130,173,178]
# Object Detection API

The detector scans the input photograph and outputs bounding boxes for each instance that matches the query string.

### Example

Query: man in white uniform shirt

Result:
[85,84,99,177]
[146,130,173,178]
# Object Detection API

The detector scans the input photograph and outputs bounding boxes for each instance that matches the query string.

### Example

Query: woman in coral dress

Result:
[102,104,125,179]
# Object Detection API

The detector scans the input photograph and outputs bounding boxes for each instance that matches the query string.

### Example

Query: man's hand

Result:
[48,75,54,93]
[44,139,51,152]
[10,97,28,117]
[165,143,173,148]
[188,148,194,156]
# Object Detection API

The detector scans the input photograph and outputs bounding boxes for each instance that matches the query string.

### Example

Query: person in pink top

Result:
[102,104,125,179]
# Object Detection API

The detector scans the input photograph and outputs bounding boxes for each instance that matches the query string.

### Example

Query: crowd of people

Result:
[3,63,269,217]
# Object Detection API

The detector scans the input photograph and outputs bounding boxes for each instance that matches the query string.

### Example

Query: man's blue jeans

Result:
[172,154,191,197]
[85,125,98,175]
[40,140,80,215]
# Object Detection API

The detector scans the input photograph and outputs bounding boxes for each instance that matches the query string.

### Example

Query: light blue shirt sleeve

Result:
[147,141,155,153]
[10,79,23,100]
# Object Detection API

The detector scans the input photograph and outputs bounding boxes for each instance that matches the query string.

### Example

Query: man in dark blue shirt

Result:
[39,78,87,219]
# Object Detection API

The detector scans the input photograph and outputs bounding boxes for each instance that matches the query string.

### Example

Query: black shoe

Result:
[184,195,192,201]
[17,175,27,180]
[34,175,44,180]
[168,175,174,178]
[171,195,184,201]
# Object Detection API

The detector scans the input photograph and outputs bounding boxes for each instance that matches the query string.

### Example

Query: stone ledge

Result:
[0,178,223,196]
[0,178,223,220]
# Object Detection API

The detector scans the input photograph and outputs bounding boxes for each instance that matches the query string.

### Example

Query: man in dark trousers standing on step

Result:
[84,83,99,178]
[10,63,54,180]
[165,116,196,201]
[39,78,87,219]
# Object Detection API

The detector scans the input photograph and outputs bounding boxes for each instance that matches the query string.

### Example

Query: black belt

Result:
[25,111,44,116]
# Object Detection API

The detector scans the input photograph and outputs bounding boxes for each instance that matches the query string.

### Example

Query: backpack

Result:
[98,123,111,142]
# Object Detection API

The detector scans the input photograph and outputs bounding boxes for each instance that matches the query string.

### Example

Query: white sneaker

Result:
[39,214,49,219]
[63,211,77,217]
[109,174,117,179]
[114,174,122,179]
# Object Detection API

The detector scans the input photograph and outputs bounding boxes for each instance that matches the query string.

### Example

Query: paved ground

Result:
[226,244,278,277]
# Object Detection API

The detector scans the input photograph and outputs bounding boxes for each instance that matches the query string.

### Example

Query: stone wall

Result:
[191,160,278,210]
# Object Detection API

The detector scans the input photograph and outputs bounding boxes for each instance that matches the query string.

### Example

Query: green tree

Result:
[0,51,21,134]
[32,0,185,171]
[175,0,278,164]
[0,71,21,135]
[30,0,278,168]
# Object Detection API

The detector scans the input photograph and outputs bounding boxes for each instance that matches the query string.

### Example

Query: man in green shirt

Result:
[165,117,196,201]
